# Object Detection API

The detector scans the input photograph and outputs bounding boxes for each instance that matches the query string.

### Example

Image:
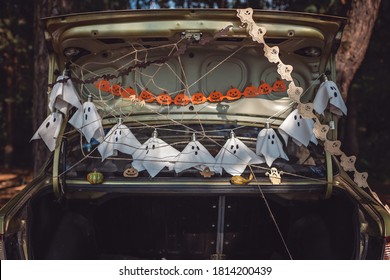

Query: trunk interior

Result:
[28,188,358,260]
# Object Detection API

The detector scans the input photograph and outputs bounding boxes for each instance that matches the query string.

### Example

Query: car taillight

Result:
[384,236,390,260]
[0,234,6,260]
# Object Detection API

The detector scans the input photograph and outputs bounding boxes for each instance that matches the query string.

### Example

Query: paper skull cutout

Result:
[174,134,216,173]
[30,112,63,151]
[313,79,347,116]
[214,131,264,176]
[278,109,318,147]
[68,99,104,143]
[132,130,180,177]
[48,75,81,115]
[98,121,141,161]
[256,126,289,167]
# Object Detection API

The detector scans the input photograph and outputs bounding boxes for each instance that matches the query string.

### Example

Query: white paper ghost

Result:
[97,120,141,161]
[277,63,293,82]
[214,131,264,176]
[237,8,254,25]
[30,112,63,151]
[249,24,266,44]
[174,134,216,173]
[68,97,104,143]
[256,125,289,167]
[313,78,347,116]
[48,75,81,115]
[132,130,180,177]
[264,45,280,64]
[278,109,318,147]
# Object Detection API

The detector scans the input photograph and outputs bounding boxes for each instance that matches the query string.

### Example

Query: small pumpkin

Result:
[258,81,272,95]
[225,86,242,101]
[243,83,259,97]
[208,90,224,102]
[87,170,104,184]
[156,92,173,105]
[110,84,122,96]
[191,92,207,105]
[120,87,137,99]
[173,92,191,106]
[94,80,111,92]
[123,167,139,178]
[139,89,155,103]
[272,78,287,92]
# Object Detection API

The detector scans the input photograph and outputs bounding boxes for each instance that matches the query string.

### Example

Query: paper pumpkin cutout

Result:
[214,131,264,176]
[258,81,272,95]
[68,99,104,143]
[277,63,293,82]
[139,89,155,103]
[272,78,287,92]
[97,121,141,161]
[313,79,347,116]
[156,92,173,105]
[174,134,216,173]
[287,82,303,103]
[208,90,224,102]
[31,112,63,152]
[48,75,81,115]
[123,167,139,178]
[191,92,207,105]
[243,83,259,97]
[173,93,191,106]
[225,86,242,101]
[120,87,137,99]
[256,126,289,167]
[264,45,280,63]
[132,130,180,177]
[278,109,318,147]
[340,153,357,172]
[313,121,329,141]
[95,80,111,92]
[110,84,122,96]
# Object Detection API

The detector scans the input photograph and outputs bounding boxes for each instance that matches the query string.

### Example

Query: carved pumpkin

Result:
[272,78,287,92]
[225,86,242,101]
[86,170,104,184]
[156,92,173,105]
[110,84,122,96]
[139,89,155,103]
[191,92,207,105]
[123,167,139,178]
[208,90,224,102]
[258,81,272,95]
[173,93,191,106]
[243,83,259,97]
[94,80,111,92]
[120,87,137,99]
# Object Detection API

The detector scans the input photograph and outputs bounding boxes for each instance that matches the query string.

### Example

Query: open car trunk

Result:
[29,187,358,260]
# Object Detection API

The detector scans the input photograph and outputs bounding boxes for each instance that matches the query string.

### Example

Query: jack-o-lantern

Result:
[272,78,287,92]
[258,81,272,95]
[139,89,155,103]
[208,90,224,102]
[225,86,242,101]
[87,170,104,184]
[120,87,137,99]
[173,93,191,106]
[123,167,139,178]
[243,83,259,97]
[95,80,111,92]
[191,92,207,105]
[110,84,122,96]
[156,92,173,105]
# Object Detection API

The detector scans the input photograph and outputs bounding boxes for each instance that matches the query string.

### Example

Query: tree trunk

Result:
[335,0,381,156]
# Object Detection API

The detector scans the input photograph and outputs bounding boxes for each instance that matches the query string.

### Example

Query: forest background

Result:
[1,0,389,190]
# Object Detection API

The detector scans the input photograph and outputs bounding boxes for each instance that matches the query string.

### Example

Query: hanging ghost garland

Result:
[313,76,347,116]
[30,112,63,152]
[132,130,180,177]
[68,95,104,143]
[278,109,318,147]
[256,123,289,167]
[48,74,81,115]
[97,119,141,161]
[215,131,264,176]
[174,133,217,173]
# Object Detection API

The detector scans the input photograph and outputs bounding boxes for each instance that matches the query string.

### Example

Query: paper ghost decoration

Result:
[174,133,217,173]
[313,78,347,116]
[278,109,318,147]
[287,82,303,103]
[264,45,280,64]
[48,75,81,115]
[30,112,63,151]
[132,130,180,177]
[97,119,141,161]
[214,131,264,176]
[249,24,266,44]
[236,8,254,26]
[277,63,293,82]
[68,97,104,143]
[256,124,289,167]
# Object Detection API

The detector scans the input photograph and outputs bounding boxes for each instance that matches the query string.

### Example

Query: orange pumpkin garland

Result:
[139,89,155,103]
[191,92,208,105]
[225,86,242,101]
[156,92,173,105]
[95,80,111,92]
[110,84,122,96]
[208,90,225,102]
[243,83,259,97]
[120,87,137,99]
[258,81,272,95]
[173,93,191,106]
[272,78,287,92]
